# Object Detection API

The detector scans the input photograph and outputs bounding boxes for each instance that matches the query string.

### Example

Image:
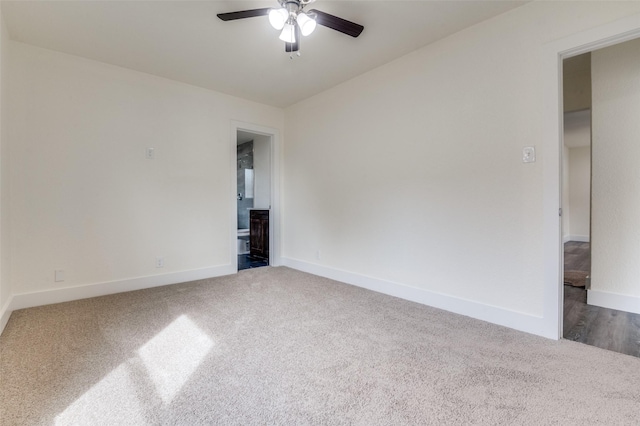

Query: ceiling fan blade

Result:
[217,8,270,21]
[308,9,364,38]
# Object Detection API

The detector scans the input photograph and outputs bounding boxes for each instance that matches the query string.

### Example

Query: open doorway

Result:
[561,40,640,358]
[236,130,272,271]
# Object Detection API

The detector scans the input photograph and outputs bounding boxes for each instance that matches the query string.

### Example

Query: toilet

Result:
[237,229,250,254]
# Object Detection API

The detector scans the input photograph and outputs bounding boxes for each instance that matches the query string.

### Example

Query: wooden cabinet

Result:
[250,209,269,259]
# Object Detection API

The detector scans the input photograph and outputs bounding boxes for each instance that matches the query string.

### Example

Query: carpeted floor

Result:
[1,267,640,425]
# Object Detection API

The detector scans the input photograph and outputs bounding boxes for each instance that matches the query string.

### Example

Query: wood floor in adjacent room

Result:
[563,241,640,358]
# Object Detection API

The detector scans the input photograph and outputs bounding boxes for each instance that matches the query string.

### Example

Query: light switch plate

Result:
[523,146,536,163]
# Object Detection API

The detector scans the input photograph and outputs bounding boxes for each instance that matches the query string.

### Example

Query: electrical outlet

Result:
[316,250,321,260]
[54,270,65,282]
[146,147,155,160]
[522,146,536,163]
[156,257,164,268]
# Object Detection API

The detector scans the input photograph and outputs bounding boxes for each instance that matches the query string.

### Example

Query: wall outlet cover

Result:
[523,146,536,163]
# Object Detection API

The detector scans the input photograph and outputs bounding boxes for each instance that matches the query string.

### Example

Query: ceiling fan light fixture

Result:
[268,8,288,30]
[217,2,365,54]
[279,23,296,43]
[296,12,316,36]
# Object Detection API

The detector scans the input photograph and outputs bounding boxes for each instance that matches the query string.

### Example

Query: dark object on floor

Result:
[564,270,588,287]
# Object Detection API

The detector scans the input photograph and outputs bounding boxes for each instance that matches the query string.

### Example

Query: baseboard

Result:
[587,289,640,315]
[0,295,13,336]
[568,235,590,243]
[281,257,550,339]
[563,235,571,243]
[3,264,236,335]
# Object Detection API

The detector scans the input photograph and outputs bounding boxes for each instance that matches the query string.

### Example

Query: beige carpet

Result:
[564,270,589,287]
[1,267,640,425]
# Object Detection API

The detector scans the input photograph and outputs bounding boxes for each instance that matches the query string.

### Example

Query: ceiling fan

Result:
[217,0,364,55]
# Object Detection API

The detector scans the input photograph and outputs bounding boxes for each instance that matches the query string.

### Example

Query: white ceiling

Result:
[1,0,528,108]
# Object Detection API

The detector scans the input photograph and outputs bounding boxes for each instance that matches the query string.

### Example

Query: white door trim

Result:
[543,13,640,339]
[230,121,281,270]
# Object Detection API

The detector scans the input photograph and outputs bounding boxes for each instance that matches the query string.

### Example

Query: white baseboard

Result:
[0,295,13,336]
[568,235,590,243]
[281,257,551,339]
[587,289,640,315]
[1,264,236,336]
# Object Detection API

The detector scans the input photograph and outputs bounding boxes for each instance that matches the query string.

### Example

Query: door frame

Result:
[230,121,281,271]
[544,14,640,339]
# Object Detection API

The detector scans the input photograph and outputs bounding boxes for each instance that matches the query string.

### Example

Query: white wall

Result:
[283,1,640,337]
[253,134,271,209]
[590,37,640,314]
[563,110,591,242]
[3,1,640,339]
[7,42,283,308]
[567,146,591,242]
[562,145,570,242]
[0,8,10,331]
[564,110,591,148]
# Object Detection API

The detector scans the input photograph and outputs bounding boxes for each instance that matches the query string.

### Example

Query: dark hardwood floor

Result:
[563,241,640,358]
[238,254,268,271]
[564,241,590,272]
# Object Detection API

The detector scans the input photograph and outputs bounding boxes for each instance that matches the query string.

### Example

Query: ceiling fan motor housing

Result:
[280,0,315,21]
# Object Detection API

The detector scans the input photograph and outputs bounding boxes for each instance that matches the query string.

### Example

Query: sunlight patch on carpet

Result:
[137,315,214,403]
[55,364,145,425]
